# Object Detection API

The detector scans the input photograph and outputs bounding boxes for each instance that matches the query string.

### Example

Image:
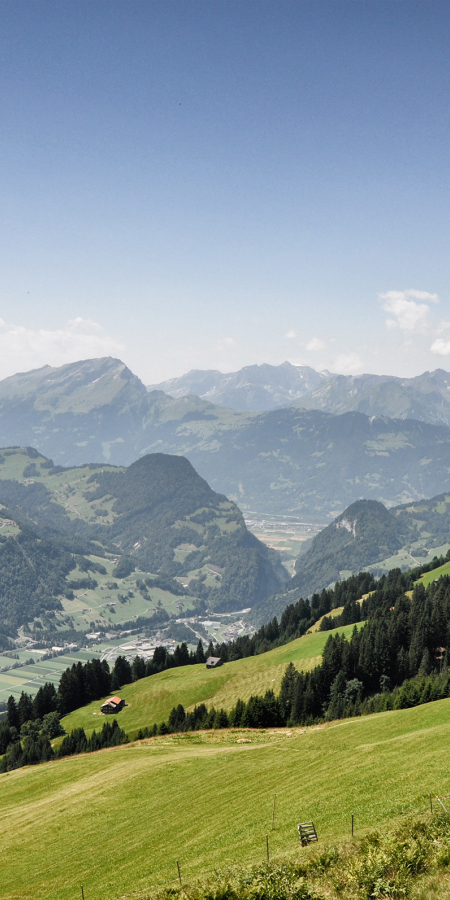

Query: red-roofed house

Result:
[101,696,125,714]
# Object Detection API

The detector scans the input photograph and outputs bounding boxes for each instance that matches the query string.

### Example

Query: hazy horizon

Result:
[0,1,449,384]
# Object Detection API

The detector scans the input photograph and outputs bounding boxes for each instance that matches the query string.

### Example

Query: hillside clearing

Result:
[417,558,450,587]
[62,623,359,738]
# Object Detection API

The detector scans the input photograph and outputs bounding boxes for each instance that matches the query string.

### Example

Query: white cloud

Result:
[0,317,125,381]
[306,337,326,352]
[285,329,297,339]
[404,290,439,302]
[333,352,363,375]
[430,338,450,356]
[379,289,439,333]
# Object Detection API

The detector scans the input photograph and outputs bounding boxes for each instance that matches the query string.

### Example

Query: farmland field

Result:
[62,622,359,738]
[0,650,103,700]
[2,700,450,900]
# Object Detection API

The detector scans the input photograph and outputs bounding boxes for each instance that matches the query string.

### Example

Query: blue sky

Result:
[0,0,449,382]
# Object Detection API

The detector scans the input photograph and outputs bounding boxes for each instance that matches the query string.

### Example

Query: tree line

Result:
[139,565,450,734]
[3,556,450,772]
[0,716,127,772]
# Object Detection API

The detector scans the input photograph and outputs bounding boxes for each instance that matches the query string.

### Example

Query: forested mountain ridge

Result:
[0,514,75,639]
[0,448,286,639]
[251,491,450,625]
[4,357,450,518]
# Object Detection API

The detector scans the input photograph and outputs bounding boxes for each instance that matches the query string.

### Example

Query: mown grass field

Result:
[62,623,358,739]
[2,701,450,900]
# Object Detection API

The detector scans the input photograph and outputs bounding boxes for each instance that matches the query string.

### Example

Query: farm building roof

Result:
[206,656,223,668]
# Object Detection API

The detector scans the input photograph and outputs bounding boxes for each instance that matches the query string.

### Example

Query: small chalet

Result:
[206,657,223,669]
[101,696,125,714]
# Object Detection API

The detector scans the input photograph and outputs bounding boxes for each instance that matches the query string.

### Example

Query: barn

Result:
[206,657,223,669]
[101,696,125,714]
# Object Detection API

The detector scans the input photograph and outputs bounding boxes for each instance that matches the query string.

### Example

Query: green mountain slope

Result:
[252,492,450,625]
[62,622,357,738]
[278,499,408,607]
[3,358,450,518]
[0,515,74,637]
[0,448,286,638]
[2,699,450,900]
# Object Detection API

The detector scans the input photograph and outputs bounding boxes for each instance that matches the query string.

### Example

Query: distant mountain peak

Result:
[0,356,147,413]
[146,360,329,411]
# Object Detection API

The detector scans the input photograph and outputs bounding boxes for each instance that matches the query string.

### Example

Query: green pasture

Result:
[418,559,450,587]
[62,623,359,739]
[3,700,450,900]
[58,556,198,633]
[309,606,343,631]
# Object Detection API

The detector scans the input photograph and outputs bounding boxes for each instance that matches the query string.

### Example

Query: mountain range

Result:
[4,357,450,519]
[149,361,450,427]
[297,369,450,426]
[147,361,329,411]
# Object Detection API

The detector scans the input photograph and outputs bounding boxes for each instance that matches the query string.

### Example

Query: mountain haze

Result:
[147,361,329,411]
[4,358,450,518]
[298,369,450,427]
[148,364,450,429]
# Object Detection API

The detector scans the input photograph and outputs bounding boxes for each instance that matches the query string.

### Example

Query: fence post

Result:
[177,861,182,885]
[351,814,354,837]
[266,834,269,862]
[81,887,85,900]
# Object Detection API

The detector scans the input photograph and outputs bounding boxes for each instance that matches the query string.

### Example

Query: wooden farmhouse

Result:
[206,656,223,669]
[101,696,125,714]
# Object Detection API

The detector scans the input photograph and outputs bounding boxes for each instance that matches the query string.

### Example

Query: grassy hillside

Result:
[2,700,450,900]
[62,623,358,738]
[417,559,450,587]
[0,448,285,639]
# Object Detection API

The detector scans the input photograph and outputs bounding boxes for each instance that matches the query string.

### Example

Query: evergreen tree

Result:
[6,695,19,729]
[132,655,146,681]
[173,643,190,666]
[33,682,58,719]
[195,640,206,663]
[17,692,34,727]
[111,656,132,690]
[229,698,246,727]
[168,704,186,732]
[213,708,229,729]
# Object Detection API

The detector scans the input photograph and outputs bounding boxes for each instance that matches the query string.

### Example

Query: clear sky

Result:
[0,0,449,383]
